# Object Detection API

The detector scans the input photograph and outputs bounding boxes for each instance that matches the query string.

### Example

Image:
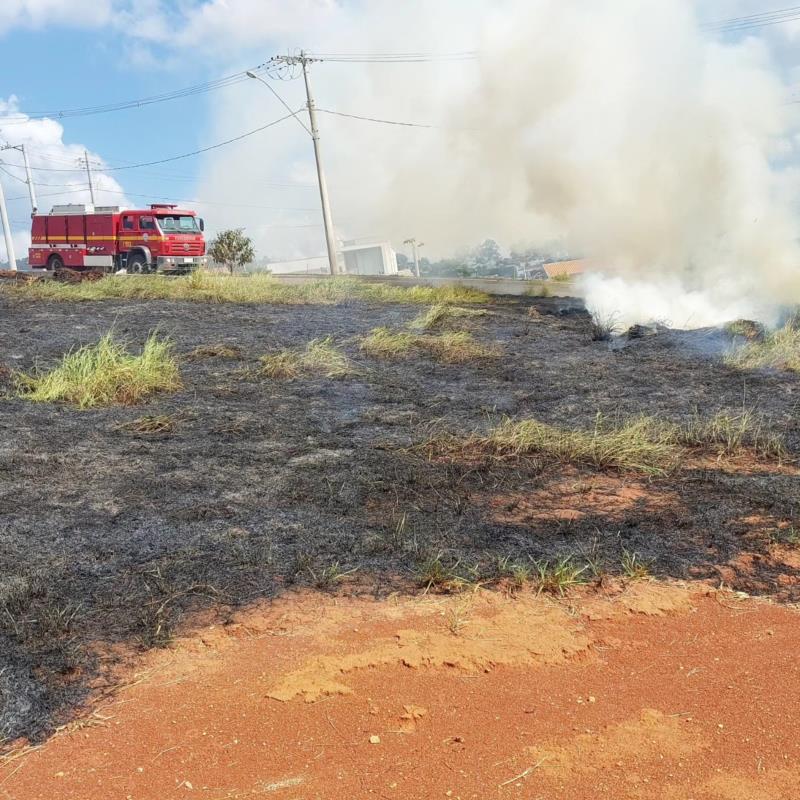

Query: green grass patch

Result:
[676,410,786,460]
[260,337,352,380]
[534,557,589,595]
[361,327,496,363]
[426,409,786,475]
[16,332,180,408]
[725,324,800,373]
[621,549,652,580]
[8,271,490,307]
[478,415,679,475]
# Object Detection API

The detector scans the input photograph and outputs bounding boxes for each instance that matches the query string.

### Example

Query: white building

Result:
[340,239,398,275]
[267,239,398,276]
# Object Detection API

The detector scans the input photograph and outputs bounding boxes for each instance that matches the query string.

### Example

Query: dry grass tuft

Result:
[260,337,352,380]
[7,271,491,307]
[724,319,765,341]
[359,327,418,359]
[590,312,619,342]
[725,324,800,373]
[361,328,497,364]
[16,333,181,408]
[186,343,243,360]
[117,414,177,435]
[408,304,488,331]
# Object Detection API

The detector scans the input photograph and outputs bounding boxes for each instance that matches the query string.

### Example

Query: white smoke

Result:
[194,0,800,326]
[390,0,800,327]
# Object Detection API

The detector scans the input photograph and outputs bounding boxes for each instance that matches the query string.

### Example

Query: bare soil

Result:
[3,586,800,800]
[0,291,799,749]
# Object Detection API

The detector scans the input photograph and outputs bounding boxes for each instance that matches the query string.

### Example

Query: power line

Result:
[318,108,437,128]
[0,67,269,125]
[703,5,800,33]
[308,51,478,63]
[318,107,466,129]
[18,112,297,172]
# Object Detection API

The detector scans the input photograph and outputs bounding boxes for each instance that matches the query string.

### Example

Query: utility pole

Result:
[257,52,339,275]
[0,143,37,214]
[404,238,424,277]
[20,145,37,214]
[0,176,17,271]
[83,150,96,205]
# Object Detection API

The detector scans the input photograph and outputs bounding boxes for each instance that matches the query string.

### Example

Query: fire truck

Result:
[28,203,207,274]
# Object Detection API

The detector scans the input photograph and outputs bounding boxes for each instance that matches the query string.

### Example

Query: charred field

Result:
[1,288,799,744]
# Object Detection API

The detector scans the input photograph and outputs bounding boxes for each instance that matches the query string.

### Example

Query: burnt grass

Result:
[1,292,799,743]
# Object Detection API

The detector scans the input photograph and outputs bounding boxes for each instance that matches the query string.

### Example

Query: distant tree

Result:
[468,239,503,276]
[209,229,255,274]
[396,252,411,269]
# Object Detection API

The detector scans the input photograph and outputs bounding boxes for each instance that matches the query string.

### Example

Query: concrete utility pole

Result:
[0,143,37,215]
[0,176,17,271]
[20,145,37,214]
[254,53,339,275]
[83,150,96,205]
[404,238,424,277]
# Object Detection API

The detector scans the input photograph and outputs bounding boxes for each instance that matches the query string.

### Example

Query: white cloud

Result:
[0,96,129,263]
[0,0,113,34]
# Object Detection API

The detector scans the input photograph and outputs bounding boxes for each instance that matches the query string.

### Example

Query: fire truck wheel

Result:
[127,253,148,274]
[47,254,64,272]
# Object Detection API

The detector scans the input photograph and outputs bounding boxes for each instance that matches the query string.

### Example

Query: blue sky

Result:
[2,0,800,265]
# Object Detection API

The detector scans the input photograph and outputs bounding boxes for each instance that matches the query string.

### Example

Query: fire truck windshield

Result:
[156,215,199,234]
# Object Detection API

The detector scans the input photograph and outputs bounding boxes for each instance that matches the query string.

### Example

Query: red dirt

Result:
[3,583,800,800]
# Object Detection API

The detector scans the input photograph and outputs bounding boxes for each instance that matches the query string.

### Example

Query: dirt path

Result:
[3,582,799,800]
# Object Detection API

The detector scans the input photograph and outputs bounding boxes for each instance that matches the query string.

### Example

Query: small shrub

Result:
[550,272,573,283]
[16,332,181,408]
[260,337,352,380]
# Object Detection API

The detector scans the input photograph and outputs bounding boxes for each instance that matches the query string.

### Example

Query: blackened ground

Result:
[0,293,798,743]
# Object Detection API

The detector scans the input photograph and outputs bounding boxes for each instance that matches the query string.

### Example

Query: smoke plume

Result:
[389,0,800,327]
[198,0,800,326]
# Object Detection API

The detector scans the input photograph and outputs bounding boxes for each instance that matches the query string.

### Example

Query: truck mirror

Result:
[199,218,205,232]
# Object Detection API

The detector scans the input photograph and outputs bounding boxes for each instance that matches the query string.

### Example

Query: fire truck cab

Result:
[28,203,207,274]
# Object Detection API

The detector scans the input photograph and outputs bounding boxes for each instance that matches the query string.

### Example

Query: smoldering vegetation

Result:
[0,292,799,744]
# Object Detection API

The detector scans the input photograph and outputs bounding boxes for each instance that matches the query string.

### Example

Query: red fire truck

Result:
[28,203,207,274]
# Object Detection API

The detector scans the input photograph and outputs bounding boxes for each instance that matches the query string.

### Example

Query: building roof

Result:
[543,259,590,278]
